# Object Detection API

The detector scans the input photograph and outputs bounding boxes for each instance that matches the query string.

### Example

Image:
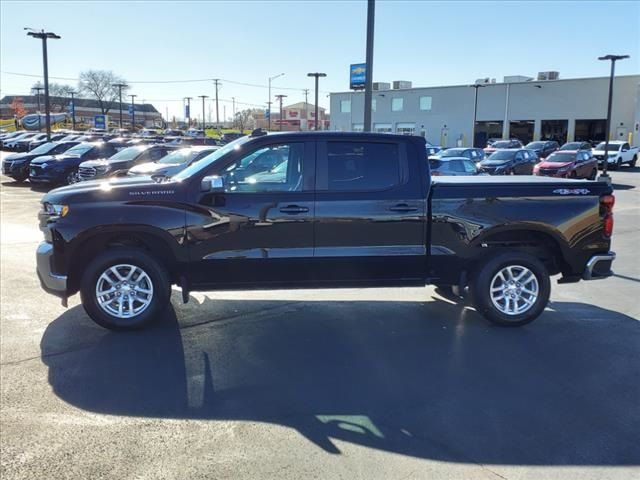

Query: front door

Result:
[186,141,316,287]
[312,138,427,285]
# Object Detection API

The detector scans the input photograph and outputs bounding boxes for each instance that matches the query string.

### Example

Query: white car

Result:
[592,141,638,169]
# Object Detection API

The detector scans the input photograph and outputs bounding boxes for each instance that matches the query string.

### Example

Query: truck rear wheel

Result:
[80,248,171,330]
[471,252,550,327]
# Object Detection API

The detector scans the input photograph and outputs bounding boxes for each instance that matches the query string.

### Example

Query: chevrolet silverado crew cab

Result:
[36,131,616,330]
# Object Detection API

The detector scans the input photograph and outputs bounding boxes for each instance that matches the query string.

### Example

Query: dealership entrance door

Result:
[541,120,568,144]
[474,121,503,147]
[575,119,606,142]
[510,121,534,144]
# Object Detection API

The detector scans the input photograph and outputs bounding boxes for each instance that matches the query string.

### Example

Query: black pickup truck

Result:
[36,131,616,330]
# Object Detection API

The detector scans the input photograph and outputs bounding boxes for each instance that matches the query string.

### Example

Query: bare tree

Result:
[32,81,75,113]
[234,108,262,131]
[78,70,127,114]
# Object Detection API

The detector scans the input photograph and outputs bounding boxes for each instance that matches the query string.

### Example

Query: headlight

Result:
[608,153,617,157]
[44,203,69,217]
[95,164,112,173]
[40,162,48,168]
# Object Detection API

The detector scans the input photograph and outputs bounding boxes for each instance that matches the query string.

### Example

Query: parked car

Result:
[426,146,441,157]
[185,128,205,138]
[128,146,219,177]
[429,157,480,176]
[559,141,592,151]
[486,138,503,147]
[533,150,598,179]
[525,141,559,159]
[220,132,245,144]
[0,130,27,146]
[163,129,184,137]
[12,133,48,152]
[592,141,638,169]
[479,149,537,175]
[429,147,485,162]
[36,131,616,331]
[29,133,67,151]
[3,132,39,151]
[483,139,524,157]
[29,142,117,185]
[77,144,177,181]
[2,141,80,182]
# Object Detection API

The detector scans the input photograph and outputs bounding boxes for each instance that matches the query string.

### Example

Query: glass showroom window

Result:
[340,100,351,113]
[352,124,364,132]
[396,122,416,135]
[391,97,404,112]
[374,123,392,133]
[372,98,377,112]
[420,96,432,111]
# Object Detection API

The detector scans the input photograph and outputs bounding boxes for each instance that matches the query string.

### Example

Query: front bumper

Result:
[583,252,616,280]
[2,160,29,177]
[36,241,67,297]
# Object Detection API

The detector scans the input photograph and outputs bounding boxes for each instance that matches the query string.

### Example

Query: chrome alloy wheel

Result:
[489,265,539,316]
[95,264,154,319]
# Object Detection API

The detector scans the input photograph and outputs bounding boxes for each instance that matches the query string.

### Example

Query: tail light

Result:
[600,194,615,237]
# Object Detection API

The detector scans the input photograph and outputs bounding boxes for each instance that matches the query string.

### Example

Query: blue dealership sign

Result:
[94,114,107,129]
[265,109,270,119]
[128,104,134,115]
[350,63,366,90]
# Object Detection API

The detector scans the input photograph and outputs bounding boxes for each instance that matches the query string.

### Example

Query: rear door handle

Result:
[279,205,309,214]
[389,203,418,212]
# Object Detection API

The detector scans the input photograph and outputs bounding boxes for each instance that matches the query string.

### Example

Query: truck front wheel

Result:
[471,252,550,327]
[80,248,171,330]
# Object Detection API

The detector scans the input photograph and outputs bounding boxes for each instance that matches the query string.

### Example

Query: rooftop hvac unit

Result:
[537,71,560,81]
[393,80,412,90]
[372,82,391,91]
[491,78,496,83]
[475,78,491,84]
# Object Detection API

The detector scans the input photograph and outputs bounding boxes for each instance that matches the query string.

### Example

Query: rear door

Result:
[313,138,427,285]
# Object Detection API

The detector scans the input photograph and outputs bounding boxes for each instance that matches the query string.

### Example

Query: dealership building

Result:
[329,73,640,147]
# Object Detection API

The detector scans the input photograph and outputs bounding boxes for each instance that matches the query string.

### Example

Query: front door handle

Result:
[279,205,309,214]
[389,203,418,212]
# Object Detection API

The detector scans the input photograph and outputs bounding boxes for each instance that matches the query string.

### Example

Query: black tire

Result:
[589,168,597,180]
[65,169,78,185]
[569,171,577,179]
[612,158,622,170]
[631,155,637,168]
[471,252,550,327]
[80,248,171,330]
[12,175,27,183]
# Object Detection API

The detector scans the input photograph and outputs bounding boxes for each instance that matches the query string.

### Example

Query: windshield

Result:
[492,141,512,148]
[172,136,252,180]
[29,142,57,155]
[595,142,620,151]
[560,143,581,150]
[526,142,545,149]
[440,149,465,157]
[108,146,146,161]
[546,152,575,162]
[487,150,516,161]
[65,144,94,156]
[158,148,196,165]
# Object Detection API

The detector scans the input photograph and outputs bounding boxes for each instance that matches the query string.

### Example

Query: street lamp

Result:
[68,90,76,130]
[111,83,128,129]
[25,28,60,140]
[268,73,284,130]
[275,94,287,131]
[598,54,630,182]
[469,84,485,147]
[307,72,327,130]
[198,95,208,131]
[363,0,375,132]
[129,94,137,132]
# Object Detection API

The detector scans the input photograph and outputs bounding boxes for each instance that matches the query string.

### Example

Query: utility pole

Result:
[26,28,60,140]
[129,94,137,131]
[268,73,285,131]
[363,0,375,132]
[303,89,309,130]
[598,54,630,182]
[32,86,44,131]
[213,79,220,128]
[184,97,192,127]
[470,84,485,147]
[68,90,76,130]
[232,96,236,120]
[275,94,287,131]
[307,72,326,130]
[198,95,208,131]
[112,82,127,129]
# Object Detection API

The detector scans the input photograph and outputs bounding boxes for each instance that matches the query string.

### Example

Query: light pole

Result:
[268,73,285,130]
[213,79,220,128]
[198,95,208,131]
[32,86,44,131]
[25,28,60,140]
[470,84,485,147]
[275,95,287,131]
[598,54,629,181]
[307,72,326,130]
[112,82,128,129]
[184,97,192,127]
[363,0,375,132]
[68,90,76,130]
[303,89,309,130]
[129,94,137,131]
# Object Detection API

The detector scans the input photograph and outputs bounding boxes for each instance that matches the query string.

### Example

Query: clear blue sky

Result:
[1,0,639,121]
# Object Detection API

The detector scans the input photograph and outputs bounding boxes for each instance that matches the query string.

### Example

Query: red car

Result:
[533,150,598,179]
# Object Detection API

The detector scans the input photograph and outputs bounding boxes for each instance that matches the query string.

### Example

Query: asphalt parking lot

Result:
[1,152,639,480]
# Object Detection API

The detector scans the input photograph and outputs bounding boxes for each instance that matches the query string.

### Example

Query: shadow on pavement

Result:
[40,294,640,465]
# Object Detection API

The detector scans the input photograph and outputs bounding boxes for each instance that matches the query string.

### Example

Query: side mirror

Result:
[622,148,628,152]
[201,175,224,192]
